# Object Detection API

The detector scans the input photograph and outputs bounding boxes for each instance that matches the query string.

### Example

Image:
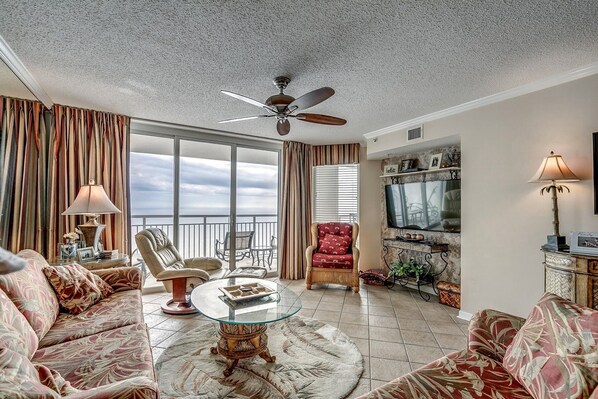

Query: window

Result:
[313,164,359,223]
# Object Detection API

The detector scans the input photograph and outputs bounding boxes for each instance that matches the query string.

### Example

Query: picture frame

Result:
[76,247,95,262]
[570,232,598,256]
[384,164,399,175]
[58,242,78,260]
[429,153,442,170]
[400,159,417,172]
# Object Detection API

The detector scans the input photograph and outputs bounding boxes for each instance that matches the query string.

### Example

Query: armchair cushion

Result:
[319,234,351,255]
[156,268,210,282]
[184,257,222,271]
[0,250,59,340]
[42,264,114,315]
[503,292,598,399]
[316,222,352,248]
[312,253,354,269]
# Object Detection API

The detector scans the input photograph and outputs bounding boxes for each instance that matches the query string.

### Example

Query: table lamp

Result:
[62,179,121,255]
[529,151,579,251]
[0,247,26,274]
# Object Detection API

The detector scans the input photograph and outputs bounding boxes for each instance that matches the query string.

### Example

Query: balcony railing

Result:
[131,214,278,261]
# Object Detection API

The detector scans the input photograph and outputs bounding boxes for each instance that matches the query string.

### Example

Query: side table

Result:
[49,253,130,271]
[251,246,274,269]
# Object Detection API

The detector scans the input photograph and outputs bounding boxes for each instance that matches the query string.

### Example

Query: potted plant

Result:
[389,258,426,282]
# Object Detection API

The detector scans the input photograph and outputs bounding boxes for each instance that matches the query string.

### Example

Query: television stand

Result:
[382,238,449,301]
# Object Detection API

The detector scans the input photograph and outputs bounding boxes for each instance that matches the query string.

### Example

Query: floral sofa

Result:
[0,250,158,398]
[357,292,597,399]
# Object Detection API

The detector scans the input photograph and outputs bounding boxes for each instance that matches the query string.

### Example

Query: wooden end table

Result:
[190,277,302,376]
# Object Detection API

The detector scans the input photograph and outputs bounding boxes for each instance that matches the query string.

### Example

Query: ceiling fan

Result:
[218,76,346,136]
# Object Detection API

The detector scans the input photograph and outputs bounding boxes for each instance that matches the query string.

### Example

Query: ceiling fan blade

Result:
[218,115,272,123]
[221,90,276,113]
[296,113,346,125]
[288,87,335,111]
[277,119,291,136]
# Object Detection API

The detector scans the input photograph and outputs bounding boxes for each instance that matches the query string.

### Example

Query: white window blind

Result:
[313,164,359,223]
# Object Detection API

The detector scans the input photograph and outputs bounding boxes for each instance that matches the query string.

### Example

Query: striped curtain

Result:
[48,105,130,256]
[0,97,48,254]
[279,141,313,279]
[312,143,360,166]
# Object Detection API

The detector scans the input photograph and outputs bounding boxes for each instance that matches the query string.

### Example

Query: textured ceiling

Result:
[0,1,597,144]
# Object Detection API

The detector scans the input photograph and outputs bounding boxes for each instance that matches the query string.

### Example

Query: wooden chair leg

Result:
[161,277,198,315]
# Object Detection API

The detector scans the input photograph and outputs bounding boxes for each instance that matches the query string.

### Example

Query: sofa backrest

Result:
[0,250,59,340]
[0,289,39,359]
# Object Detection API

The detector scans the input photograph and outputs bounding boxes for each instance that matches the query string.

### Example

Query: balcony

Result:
[131,214,278,287]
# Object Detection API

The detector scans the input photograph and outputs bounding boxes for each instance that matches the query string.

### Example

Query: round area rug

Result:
[155,316,363,399]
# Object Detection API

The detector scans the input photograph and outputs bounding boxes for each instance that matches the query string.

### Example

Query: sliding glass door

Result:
[130,130,280,278]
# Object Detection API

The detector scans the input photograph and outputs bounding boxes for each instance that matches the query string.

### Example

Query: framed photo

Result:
[570,232,598,256]
[77,247,95,262]
[384,164,399,175]
[58,243,78,260]
[429,153,442,170]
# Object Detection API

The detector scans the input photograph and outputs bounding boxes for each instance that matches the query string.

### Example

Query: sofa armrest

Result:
[468,309,526,362]
[65,376,158,399]
[155,268,210,282]
[91,267,142,292]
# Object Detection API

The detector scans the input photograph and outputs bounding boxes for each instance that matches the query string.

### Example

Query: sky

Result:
[130,152,278,218]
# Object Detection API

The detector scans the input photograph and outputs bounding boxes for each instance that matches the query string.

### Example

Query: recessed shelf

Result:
[379,167,460,178]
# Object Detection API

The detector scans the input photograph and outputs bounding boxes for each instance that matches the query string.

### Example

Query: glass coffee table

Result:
[190,277,302,376]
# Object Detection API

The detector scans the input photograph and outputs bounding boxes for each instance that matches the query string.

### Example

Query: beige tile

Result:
[313,309,341,322]
[370,341,408,361]
[342,304,369,314]
[300,299,321,310]
[427,321,464,336]
[319,295,345,304]
[298,308,315,318]
[370,357,410,382]
[362,356,370,378]
[368,296,393,307]
[369,315,398,328]
[405,344,444,364]
[142,302,163,314]
[352,337,370,357]
[344,296,368,306]
[342,313,369,325]
[410,362,426,371]
[316,301,341,311]
[421,311,454,323]
[151,346,165,360]
[433,333,467,350]
[144,314,169,328]
[368,305,395,317]
[155,317,192,332]
[156,332,184,348]
[369,326,402,343]
[398,318,429,332]
[339,322,369,339]
[401,330,438,347]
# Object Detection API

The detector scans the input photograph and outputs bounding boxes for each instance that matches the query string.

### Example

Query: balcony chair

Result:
[215,231,254,263]
[306,222,360,293]
[135,228,224,315]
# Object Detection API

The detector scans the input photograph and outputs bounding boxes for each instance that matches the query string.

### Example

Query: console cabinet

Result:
[543,250,598,310]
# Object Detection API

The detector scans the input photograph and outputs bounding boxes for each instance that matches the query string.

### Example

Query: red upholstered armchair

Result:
[305,222,360,293]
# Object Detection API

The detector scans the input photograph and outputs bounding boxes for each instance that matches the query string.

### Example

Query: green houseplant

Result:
[389,258,426,282]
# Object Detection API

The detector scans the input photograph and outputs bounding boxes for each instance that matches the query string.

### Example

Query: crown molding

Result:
[0,34,53,108]
[364,62,598,140]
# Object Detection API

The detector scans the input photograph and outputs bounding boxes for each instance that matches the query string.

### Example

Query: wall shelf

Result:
[379,167,460,179]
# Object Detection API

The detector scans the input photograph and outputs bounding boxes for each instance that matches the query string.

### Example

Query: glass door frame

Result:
[130,120,282,274]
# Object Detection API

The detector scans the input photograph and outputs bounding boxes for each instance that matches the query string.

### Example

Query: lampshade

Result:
[0,247,26,275]
[529,151,579,183]
[62,180,121,216]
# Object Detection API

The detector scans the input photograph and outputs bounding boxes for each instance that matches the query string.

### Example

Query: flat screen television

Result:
[385,180,461,232]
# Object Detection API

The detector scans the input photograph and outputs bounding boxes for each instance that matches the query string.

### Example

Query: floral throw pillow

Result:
[319,234,351,255]
[43,264,114,315]
[503,292,598,399]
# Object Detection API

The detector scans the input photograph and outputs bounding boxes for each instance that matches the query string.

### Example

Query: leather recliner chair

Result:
[135,228,224,315]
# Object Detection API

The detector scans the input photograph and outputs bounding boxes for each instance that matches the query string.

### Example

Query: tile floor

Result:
[142,278,469,399]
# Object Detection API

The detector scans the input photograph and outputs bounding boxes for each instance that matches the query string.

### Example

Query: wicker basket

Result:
[437,281,461,309]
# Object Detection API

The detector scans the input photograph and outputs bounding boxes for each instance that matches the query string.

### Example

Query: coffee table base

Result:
[210,322,276,376]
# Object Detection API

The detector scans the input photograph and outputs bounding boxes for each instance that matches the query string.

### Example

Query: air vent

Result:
[407,126,423,141]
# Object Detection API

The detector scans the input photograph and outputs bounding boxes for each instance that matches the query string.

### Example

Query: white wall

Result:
[359,147,382,270]
[367,74,598,317]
